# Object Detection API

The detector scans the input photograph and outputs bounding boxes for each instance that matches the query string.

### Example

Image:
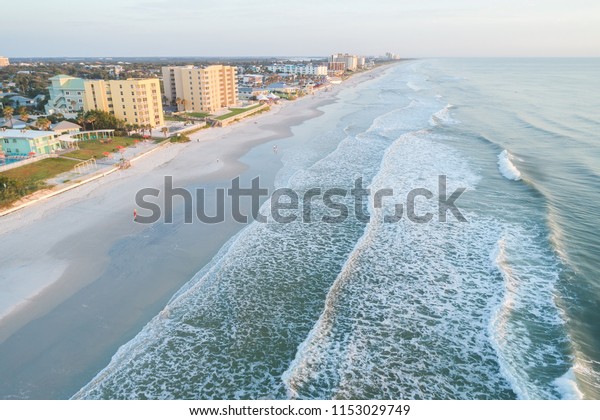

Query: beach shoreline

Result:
[0,64,393,399]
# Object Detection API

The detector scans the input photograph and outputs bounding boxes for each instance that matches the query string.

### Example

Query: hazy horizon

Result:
[3,0,600,58]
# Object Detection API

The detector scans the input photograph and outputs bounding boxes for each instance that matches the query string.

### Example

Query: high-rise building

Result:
[83,78,164,128]
[267,64,328,76]
[329,53,359,71]
[162,65,238,113]
[0,56,9,67]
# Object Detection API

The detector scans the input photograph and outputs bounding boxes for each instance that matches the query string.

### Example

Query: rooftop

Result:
[0,129,56,139]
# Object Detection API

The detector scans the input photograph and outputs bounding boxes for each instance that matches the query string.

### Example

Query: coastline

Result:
[0,64,393,399]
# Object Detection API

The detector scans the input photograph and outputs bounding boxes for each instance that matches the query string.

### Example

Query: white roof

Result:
[0,129,56,139]
[57,134,78,142]
[52,121,82,131]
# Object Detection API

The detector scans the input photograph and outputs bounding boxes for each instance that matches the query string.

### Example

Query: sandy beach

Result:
[0,66,389,399]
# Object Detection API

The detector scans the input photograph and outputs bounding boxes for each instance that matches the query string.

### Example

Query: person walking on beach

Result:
[133,208,137,221]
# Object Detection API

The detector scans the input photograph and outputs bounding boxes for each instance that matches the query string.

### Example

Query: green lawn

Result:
[62,137,137,160]
[215,104,263,121]
[186,112,211,119]
[1,158,78,183]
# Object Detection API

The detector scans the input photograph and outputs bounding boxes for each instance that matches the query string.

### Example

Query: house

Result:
[8,95,35,107]
[0,118,32,130]
[266,82,298,95]
[240,74,264,86]
[0,129,61,156]
[51,121,82,135]
[238,87,269,100]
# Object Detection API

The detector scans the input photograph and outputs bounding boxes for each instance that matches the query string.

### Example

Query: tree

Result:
[18,106,29,122]
[35,117,51,131]
[2,106,14,125]
[86,115,97,131]
[82,110,125,131]
[76,114,86,128]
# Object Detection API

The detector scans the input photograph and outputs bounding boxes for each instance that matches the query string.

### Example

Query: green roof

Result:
[49,74,85,90]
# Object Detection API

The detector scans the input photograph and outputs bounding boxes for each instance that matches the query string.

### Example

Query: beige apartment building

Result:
[83,78,164,127]
[162,65,238,113]
[0,56,10,67]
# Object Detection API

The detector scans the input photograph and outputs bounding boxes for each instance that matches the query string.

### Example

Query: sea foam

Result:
[497,150,522,180]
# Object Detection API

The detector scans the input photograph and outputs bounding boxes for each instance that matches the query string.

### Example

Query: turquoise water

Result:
[74,59,600,399]
[0,158,21,166]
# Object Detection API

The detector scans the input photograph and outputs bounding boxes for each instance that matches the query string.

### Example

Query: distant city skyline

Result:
[4,0,600,57]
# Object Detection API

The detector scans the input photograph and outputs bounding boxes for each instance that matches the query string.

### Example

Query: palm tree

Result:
[35,117,51,131]
[76,114,86,129]
[161,127,169,137]
[3,106,14,126]
[86,115,97,131]
[18,106,29,122]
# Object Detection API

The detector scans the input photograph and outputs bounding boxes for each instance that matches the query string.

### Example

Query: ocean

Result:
[74,59,600,399]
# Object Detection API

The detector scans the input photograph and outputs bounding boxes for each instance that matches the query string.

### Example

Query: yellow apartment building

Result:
[162,65,238,113]
[83,78,164,127]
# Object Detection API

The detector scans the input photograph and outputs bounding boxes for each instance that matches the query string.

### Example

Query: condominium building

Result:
[45,75,86,116]
[267,64,328,76]
[83,78,164,127]
[0,56,9,67]
[329,53,359,71]
[162,65,238,113]
[0,129,60,156]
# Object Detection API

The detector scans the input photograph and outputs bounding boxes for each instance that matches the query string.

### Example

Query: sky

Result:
[4,0,600,57]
